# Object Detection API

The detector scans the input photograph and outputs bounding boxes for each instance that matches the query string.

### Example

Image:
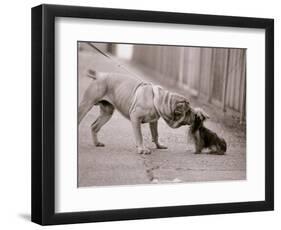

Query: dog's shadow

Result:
[197,151,226,155]
[187,149,226,155]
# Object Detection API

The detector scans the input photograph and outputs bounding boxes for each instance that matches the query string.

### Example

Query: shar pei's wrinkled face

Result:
[154,87,196,129]
[170,100,196,128]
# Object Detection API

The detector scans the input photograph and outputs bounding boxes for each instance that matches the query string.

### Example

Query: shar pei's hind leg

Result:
[90,100,115,147]
[78,79,107,124]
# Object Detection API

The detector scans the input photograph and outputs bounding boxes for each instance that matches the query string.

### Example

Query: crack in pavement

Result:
[140,155,160,182]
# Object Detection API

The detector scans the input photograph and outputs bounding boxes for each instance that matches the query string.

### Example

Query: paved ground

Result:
[78,44,246,187]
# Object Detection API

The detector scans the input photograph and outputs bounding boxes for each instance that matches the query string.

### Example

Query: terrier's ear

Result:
[202,110,210,120]
[195,108,210,120]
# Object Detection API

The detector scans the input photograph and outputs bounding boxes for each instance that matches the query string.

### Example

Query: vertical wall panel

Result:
[199,48,213,96]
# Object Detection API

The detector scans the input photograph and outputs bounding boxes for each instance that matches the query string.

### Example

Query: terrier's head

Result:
[192,108,210,129]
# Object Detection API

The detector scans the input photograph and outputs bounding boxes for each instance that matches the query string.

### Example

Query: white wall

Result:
[115,44,133,59]
[0,0,279,229]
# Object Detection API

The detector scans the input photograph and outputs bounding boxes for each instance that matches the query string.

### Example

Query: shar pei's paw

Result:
[137,146,151,155]
[95,142,105,147]
[155,142,168,149]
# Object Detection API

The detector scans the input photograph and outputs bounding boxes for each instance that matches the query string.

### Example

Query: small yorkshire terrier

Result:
[187,108,227,155]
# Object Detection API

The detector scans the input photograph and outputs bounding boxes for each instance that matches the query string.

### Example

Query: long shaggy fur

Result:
[188,108,227,155]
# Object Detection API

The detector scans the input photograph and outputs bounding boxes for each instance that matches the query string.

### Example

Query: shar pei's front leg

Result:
[149,121,167,149]
[130,117,151,155]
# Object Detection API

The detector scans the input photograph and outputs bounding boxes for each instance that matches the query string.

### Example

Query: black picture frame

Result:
[31,4,274,225]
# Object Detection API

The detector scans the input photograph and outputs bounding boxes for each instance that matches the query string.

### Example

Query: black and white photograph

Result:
[78,42,246,187]
[29,3,274,226]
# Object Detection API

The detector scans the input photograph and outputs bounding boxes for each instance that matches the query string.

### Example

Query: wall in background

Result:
[132,45,246,120]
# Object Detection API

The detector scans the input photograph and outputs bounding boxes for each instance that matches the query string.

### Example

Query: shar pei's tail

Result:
[87,69,97,79]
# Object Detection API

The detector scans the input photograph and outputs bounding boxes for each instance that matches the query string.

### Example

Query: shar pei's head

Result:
[153,86,196,128]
